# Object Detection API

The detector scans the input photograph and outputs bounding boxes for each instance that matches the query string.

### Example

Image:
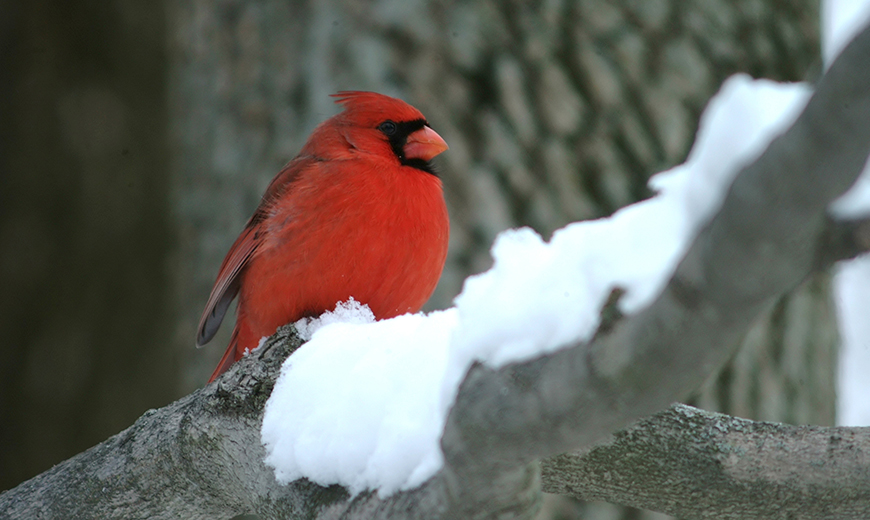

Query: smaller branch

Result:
[815,215,870,269]
[541,404,870,519]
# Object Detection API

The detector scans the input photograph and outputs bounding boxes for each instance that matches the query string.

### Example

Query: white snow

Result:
[834,257,870,426]
[261,0,870,496]
[292,298,376,340]
[830,159,870,219]
[261,75,815,496]
[451,76,811,369]
[262,304,456,494]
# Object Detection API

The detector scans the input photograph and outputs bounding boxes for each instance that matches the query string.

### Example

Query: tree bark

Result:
[543,404,870,519]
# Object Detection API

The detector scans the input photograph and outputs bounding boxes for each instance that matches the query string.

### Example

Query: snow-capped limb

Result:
[435,20,870,516]
[3,348,869,519]
[3,20,870,520]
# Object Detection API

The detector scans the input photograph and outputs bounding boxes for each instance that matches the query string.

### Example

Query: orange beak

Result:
[403,126,448,161]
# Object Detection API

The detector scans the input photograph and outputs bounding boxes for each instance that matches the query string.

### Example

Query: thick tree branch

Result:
[0,329,331,520]
[542,404,870,519]
[435,21,870,517]
[3,21,870,520]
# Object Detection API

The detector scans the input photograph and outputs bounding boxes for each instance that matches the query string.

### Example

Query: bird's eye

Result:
[378,120,398,136]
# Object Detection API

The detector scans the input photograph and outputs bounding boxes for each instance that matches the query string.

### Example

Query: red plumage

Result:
[197,92,450,382]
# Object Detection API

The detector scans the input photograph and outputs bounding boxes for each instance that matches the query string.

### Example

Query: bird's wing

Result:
[195,158,308,347]
[196,224,259,347]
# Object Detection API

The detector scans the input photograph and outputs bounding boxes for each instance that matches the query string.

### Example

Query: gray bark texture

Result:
[2,23,870,519]
[543,404,870,519]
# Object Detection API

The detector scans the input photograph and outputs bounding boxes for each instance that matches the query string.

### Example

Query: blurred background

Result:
[0,0,827,518]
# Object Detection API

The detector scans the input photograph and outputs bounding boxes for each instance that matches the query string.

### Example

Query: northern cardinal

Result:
[197,91,450,382]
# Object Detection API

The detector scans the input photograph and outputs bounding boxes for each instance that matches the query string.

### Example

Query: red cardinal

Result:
[197,91,450,382]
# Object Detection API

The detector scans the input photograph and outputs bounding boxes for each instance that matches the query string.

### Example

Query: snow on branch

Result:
[3,19,870,520]
[434,23,870,516]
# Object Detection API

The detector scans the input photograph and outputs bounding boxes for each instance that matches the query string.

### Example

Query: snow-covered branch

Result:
[435,21,870,515]
[3,18,870,520]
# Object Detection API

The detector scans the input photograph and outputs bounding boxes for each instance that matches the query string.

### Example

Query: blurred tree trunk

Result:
[168,1,827,518]
[0,0,174,491]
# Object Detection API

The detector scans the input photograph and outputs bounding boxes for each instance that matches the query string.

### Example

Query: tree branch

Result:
[3,20,870,520]
[0,329,329,520]
[542,404,870,519]
[815,214,870,269]
[435,21,870,517]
